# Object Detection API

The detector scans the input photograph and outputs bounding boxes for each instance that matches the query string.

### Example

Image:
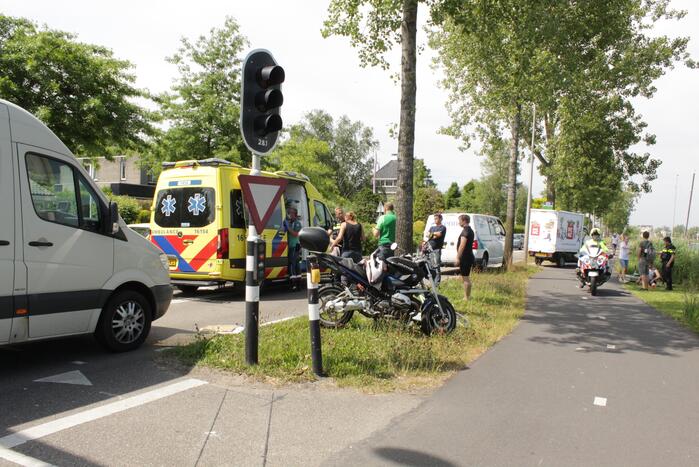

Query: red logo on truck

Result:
[566,222,574,239]
[531,222,540,236]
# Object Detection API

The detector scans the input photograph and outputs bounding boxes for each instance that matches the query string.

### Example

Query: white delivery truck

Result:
[528,209,585,267]
[0,99,172,352]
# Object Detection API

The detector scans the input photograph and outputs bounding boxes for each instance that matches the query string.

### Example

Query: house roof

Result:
[375,159,398,179]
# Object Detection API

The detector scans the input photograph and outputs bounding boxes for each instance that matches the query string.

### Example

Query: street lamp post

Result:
[522,104,536,263]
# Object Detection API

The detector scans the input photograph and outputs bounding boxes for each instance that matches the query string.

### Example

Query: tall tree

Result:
[413,158,435,190]
[157,17,249,165]
[431,0,693,268]
[444,182,461,209]
[293,110,378,200]
[323,0,419,252]
[0,15,153,157]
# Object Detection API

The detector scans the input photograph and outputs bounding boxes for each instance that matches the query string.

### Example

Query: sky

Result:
[2,0,697,228]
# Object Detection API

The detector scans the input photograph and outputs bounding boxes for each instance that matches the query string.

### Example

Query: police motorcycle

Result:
[298,227,457,335]
[576,238,611,296]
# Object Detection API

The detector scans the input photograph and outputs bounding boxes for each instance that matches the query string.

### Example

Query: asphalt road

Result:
[327,265,699,467]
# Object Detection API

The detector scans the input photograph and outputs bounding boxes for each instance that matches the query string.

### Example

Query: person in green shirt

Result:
[373,202,396,260]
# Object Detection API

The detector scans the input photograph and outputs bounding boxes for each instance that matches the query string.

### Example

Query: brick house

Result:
[78,156,157,200]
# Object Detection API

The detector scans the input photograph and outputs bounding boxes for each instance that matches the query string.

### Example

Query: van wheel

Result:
[535,258,543,266]
[95,290,152,352]
[557,255,566,268]
[475,254,488,272]
[177,285,198,296]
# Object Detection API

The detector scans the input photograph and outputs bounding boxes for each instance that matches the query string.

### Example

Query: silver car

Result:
[513,233,524,250]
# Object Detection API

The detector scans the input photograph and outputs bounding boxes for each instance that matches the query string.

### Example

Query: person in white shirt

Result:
[618,233,630,282]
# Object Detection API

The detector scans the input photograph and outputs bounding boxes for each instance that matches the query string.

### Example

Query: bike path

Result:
[326,266,699,466]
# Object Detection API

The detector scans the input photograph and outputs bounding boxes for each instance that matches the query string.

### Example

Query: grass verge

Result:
[626,283,699,333]
[170,265,538,392]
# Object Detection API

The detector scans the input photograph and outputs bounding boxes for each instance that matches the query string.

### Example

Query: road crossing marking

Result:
[0,445,52,467]
[0,378,207,450]
[34,370,92,386]
[593,396,607,407]
[607,344,616,350]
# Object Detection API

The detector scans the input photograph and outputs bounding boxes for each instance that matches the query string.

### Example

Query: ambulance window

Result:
[154,187,215,228]
[313,200,331,229]
[26,154,79,228]
[230,190,247,228]
[267,200,282,230]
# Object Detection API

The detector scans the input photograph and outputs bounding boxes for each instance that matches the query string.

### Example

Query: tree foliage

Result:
[413,158,435,190]
[414,186,445,223]
[156,17,249,165]
[292,110,377,199]
[0,15,153,158]
[431,0,693,265]
[444,182,461,209]
[323,0,420,253]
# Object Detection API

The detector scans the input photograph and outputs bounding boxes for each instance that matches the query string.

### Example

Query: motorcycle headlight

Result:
[583,257,591,265]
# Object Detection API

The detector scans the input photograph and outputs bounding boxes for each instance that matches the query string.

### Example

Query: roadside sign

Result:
[376,201,384,214]
[238,175,288,233]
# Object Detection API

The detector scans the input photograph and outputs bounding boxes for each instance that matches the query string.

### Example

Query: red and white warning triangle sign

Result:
[238,175,288,233]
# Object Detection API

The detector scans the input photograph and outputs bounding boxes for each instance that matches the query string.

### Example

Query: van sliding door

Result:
[0,105,13,343]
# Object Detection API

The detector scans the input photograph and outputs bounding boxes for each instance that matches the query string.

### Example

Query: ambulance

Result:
[149,159,335,293]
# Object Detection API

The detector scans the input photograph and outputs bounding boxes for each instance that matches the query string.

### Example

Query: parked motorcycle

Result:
[576,244,611,296]
[298,227,458,335]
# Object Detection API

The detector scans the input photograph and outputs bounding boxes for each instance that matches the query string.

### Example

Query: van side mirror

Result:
[106,202,120,235]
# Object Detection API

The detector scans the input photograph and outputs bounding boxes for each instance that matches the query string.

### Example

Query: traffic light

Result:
[241,49,285,155]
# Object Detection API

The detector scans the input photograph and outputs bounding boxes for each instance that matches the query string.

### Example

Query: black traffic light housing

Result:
[241,49,285,155]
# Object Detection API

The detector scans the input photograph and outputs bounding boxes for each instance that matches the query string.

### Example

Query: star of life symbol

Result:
[188,193,206,216]
[161,195,176,217]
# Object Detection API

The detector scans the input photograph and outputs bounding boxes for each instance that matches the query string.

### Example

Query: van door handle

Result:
[0,240,9,246]
[28,241,53,247]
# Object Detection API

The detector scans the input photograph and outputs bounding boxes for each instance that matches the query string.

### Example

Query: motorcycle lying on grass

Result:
[299,227,459,335]
[576,244,611,296]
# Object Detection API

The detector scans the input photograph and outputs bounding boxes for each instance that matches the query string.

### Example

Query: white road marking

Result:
[581,296,589,300]
[261,316,297,327]
[171,299,189,304]
[593,397,607,407]
[607,344,616,350]
[34,371,92,386]
[70,361,86,365]
[597,316,606,320]
[0,446,53,466]
[0,378,207,449]
[575,347,586,351]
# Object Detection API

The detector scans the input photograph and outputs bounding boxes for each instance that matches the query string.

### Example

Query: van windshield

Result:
[154,187,215,228]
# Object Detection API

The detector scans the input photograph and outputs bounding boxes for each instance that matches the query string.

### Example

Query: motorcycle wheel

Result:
[318,285,355,328]
[421,296,457,336]
[590,276,598,296]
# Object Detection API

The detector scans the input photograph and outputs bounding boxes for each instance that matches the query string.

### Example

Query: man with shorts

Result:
[618,233,630,282]
[455,214,475,301]
[638,231,652,290]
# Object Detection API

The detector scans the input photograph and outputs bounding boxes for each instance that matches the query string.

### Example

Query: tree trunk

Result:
[395,0,418,251]
[504,104,521,269]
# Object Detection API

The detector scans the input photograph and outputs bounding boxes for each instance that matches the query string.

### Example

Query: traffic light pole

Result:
[245,153,262,365]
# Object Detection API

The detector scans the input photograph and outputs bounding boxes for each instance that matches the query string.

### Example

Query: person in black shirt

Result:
[427,213,447,283]
[455,214,475,301]
[329,211,364,263]
[660,236,676,291]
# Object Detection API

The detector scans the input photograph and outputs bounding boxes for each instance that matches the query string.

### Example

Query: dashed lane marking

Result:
[0,378,207,450]
[593,397,607,407]
[607,344,616,350]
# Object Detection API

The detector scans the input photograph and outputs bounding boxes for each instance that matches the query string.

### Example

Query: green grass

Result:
[170,265,538,392]
[626,283,699,333]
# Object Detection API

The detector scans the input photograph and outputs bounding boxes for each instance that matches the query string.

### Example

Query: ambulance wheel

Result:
[177,285,199,296]
[96,290,152,352]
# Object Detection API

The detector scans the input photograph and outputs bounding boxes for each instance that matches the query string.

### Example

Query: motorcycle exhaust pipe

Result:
[326,298,367,312]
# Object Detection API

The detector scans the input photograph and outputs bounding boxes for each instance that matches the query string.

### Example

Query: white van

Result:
[424,213,506,269]
[0,100,172,352]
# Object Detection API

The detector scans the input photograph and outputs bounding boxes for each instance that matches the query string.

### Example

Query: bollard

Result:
[306,256,324,377]
[245,238,265,365]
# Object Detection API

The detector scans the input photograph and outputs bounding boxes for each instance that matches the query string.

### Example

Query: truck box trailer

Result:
[528,209,585,267]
